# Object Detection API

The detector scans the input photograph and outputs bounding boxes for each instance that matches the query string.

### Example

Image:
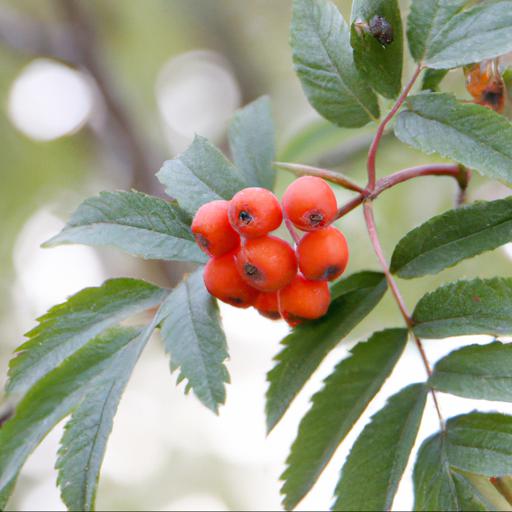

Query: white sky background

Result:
[5,54,512,511]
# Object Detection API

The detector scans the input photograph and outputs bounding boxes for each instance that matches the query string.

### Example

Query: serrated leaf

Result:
[54,315,159,511]
[422,69,448,91]
[159,268,229,413]
[390,197,512,279]
[0,326,145,499]
[157,135,246,215]
[414,432,494,511]
[413,277,512,339]
[333,383,427,511]
[44,191,206,263]
[281,328,407,511]
[266,271,387,433]
[407,0,468,63]
[228,96,276,190]
[431,341,512,402]
[7,278,167,397]
[291,0,379,128]
[395,93,512,184]
[423,1,512,70]
[446,412,512,476]
[350,0,403,99]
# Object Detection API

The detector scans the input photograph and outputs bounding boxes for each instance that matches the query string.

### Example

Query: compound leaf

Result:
[7,278,167,397]
[157,135,246,216]
[390,197,512,279]
[45,191,206,263]
[291,0,379,128]
[413,278,512,339]
[159,268,229,413]
[350,0,403,99]
[333,383,427,511]
[281,328,407,510]
[266,271,387,433]
[431,341,512,402]
[228,96,276,190]
[395,93,512,185]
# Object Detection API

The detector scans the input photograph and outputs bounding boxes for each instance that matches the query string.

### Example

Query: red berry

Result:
[279,275,330,326]
[282,176,337,231]
[235,235,297,292]
[297,226,349,281]
[203,251,258,308]
[228,187,283,238]
[254,292,281,320]
[192,200,240,257]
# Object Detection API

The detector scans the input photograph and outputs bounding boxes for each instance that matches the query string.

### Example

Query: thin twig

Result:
[367,65,423,190]
[363,202,445,428]
[274,162,365,193]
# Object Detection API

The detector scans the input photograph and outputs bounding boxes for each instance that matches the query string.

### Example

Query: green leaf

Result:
[0,326,145,498]
[290,0,379,128]
[413,277,512,339]
[390,197,512,279]
[157,135,246,215]
[7,278,166,397]
[333,383,427,511]
[423,1,512,70]
[350,0,403,99]
[266,271,387,433]
[431,341,512,402]
[395,93,512,184]
[44,191,206,263]
[55,322,153,511]
[414,432,494,511]
[407,0,468,63]
[281,328,407,511]
[228,96,276,190]
[421,69,448,91]
[159,268,229,413]
[446,412,512,477]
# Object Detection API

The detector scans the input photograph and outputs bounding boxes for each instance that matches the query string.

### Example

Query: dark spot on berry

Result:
[239,210,253,225]
[195,233,210,250]
[369,15,394,46]
[308,211,324,227]
[482,89,503,107]
[228,296,244,305]
[322,265,340,280]
[259,310,281,320]
[244,263,261,279]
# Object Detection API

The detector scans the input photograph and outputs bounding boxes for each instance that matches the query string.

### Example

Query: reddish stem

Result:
[285,218,301,245]
[367,65,423,190]
[363,202,444,428]
[274,162,365,194]
[372,164,462,197]
[335,195,365,220]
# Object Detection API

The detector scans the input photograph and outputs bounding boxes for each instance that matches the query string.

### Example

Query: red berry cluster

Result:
[191,176,349,326]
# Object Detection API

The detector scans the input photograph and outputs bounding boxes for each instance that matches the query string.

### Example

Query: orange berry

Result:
[203,251,258,308]
[254,292,281,320]
[279,275,331,326]
[191,200,240,257]
[297,226,349,281]
[235,235,297,292]
[282,176,338,231]
[228,187,282,238]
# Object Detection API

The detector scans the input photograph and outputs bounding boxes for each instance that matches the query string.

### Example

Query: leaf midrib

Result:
[396,213,512,274]
[306,3,376,121]
[60,221,193,242]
